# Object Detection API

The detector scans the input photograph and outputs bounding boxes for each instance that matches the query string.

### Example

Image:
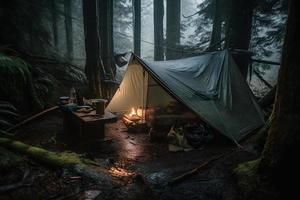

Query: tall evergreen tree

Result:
[133,0,141,56]
[113,0,133,53]
[236,1,299,198]
[251,0,288,58]
[258,0,300,195]
[64,0,73,60]
[50,0,58,50]
[154,0,164,61]
[166,0,181,60]
[99,0,115,79]
[208,0,222,50]
[82,0,105,98]
[225,0,257,78]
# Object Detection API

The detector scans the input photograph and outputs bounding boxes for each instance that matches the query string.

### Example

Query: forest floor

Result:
[0,110,258,200]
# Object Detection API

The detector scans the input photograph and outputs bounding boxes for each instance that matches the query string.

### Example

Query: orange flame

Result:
[129,107,137,117]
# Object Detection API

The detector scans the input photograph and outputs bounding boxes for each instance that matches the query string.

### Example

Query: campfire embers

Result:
[123,107,147,132]
[124,107,141,122]
[108,166,134,177]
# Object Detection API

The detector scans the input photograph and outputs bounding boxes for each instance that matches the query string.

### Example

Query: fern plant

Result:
[0,53,43,110]
[0,53,86,111]
[0,101,19,137]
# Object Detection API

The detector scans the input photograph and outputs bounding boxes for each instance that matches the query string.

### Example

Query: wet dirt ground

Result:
[1,110,257,200]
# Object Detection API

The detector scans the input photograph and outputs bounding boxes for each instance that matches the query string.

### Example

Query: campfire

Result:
[129,107,138,118]
[122,107,147,132]
[124,107,144,121]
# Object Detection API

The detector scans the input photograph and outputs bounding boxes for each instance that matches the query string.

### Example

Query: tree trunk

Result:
[166,0,181,60]
[226,0,256,78]
[154,0,164,61]
[209,0,222,50]
[82,0,105,98]
[64,0,73,61]
[259,0,300,195]
[258,86,276,109]
[133,0,141,56]
[98,0,115,79]
[50,0,58,50]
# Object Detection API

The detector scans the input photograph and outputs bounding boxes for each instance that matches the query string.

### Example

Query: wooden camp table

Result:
[62,109,117,145]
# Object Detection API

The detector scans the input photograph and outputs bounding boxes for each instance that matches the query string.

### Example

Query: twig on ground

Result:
[168,151,234,186]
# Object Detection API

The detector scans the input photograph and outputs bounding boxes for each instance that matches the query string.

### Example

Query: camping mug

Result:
[94,99,107,115]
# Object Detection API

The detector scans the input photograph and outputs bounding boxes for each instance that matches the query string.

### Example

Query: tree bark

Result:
[50,0,58,50]
[226,0,256,78]
[64,0,73,60]
[98,0,115,80]
[166,0,181,60]
[82,0,105,98]
[259,0,300,195]
[209,0,222,50]
[133,0,141,56]
[154,0,164,61]
[258,86,276,109]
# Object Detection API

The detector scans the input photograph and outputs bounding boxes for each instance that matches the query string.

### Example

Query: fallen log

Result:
[0,138,112,184]
[0,137,85,167]
[168,152,231,186]
[6,106,59,132]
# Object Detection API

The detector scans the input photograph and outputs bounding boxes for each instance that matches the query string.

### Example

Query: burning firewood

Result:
[122,107,147,132]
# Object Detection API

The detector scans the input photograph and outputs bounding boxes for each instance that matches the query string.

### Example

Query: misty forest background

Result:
[1,1,300,199]
[0,0,287,113]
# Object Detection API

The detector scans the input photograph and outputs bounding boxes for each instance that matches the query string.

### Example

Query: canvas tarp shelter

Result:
[106,50,265,142]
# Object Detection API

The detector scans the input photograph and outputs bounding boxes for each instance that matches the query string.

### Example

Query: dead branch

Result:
[251,58,280,66]
[182,9,205,18]
[6,106,59,132]
[168,152,231,186]
[253,69,273,89]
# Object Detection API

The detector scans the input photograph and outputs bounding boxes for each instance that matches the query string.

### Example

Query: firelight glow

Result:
[129,107,137,117]
[108,166,134,177]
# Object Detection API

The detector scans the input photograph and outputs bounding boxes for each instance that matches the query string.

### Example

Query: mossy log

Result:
[234,159,260,188]
[233,159,265,199]
[0,137,86,168]
[233,158,278,199]
[0,137,112,184]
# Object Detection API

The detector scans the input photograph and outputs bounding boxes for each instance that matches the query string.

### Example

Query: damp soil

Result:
[1,110,258,200]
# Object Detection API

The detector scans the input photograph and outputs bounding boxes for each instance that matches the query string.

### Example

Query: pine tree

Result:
[99,0,115,79]
[166,0,181,60]
[133,0,141,56]
[82,0,105,98]
[154,0,164,61]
